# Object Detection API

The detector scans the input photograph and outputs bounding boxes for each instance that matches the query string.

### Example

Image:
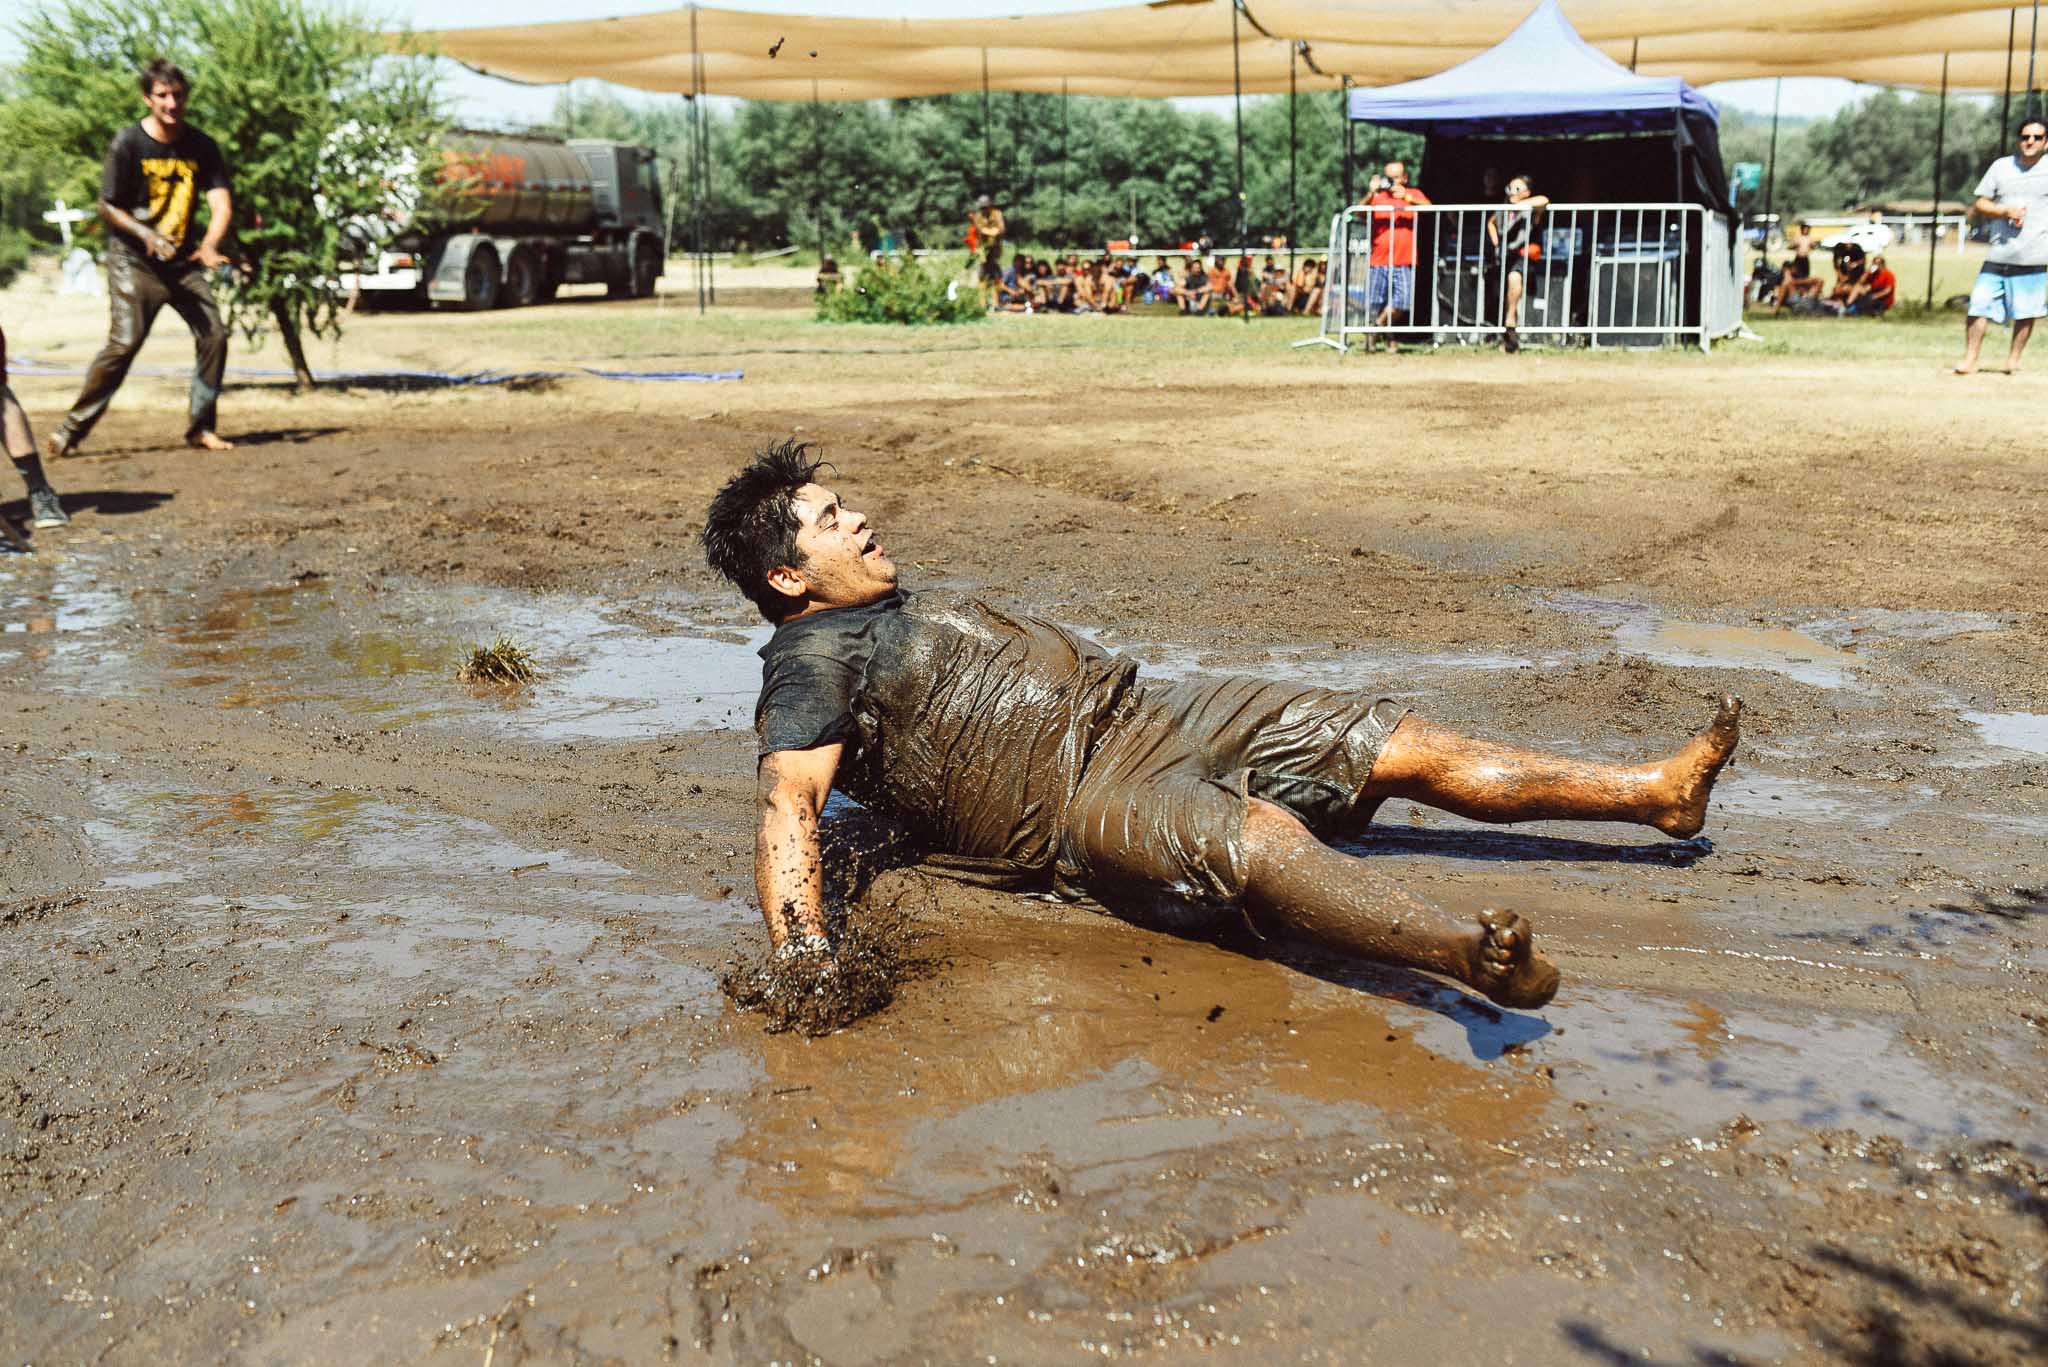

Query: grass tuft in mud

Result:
[455,637,537,686]
[721,886,938,1036]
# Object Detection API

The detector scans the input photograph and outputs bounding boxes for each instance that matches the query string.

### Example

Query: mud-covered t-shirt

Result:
[100,122,231,264]
[755,590,1137,872]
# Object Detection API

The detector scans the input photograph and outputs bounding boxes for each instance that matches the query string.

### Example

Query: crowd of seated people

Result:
[986,250,1326,317]
[1765,234,1895,318]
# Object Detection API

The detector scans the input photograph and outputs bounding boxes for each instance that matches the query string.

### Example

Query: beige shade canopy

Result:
[417,1,2048,98]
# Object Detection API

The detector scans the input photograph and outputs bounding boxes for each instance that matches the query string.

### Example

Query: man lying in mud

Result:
[703,441,1742,1015]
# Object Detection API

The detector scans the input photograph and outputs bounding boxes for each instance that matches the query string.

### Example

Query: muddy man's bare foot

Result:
[188,431,235,452]
[1467,908,1559,1009]
[1649,694,1742,838]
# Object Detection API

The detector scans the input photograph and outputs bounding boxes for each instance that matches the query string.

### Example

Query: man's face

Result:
[1384,162,1406,186]
[782,483,896,613]
[144,80,187,132]
[2019,123,2047,159]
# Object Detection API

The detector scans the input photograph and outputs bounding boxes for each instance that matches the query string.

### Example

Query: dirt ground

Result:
[3,270,2044,1365]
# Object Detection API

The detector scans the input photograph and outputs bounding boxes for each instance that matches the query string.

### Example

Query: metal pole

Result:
[690,5,705,315]
[1231,0,1247,322]
[981,49,992,194]
[1059,78,1068,247]
[1288,43,1298,279]
[2005,9,2018,140]
[811,81,825,265]
[698,34,714,305]
[1762,77,1781,247]
[1929,52,1949,311]
[2029,0,2042,117]
[1341,76,1354,208]
[1629,37,1638,72]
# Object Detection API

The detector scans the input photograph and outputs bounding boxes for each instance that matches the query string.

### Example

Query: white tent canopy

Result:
[415,1,2048,99]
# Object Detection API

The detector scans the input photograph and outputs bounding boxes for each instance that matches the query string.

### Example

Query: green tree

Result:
[3,0,443,386]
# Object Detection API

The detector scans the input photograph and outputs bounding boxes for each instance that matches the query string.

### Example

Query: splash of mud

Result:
[721,883,939,1036]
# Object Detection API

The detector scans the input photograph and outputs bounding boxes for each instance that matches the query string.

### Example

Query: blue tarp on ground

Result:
[1345,0,1717,137]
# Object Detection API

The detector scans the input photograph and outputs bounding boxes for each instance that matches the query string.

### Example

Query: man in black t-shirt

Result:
[705,442,1745,1013]
[45,58,235,460]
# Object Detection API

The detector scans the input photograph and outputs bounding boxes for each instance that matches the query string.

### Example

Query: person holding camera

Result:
[1359,161,1430,350]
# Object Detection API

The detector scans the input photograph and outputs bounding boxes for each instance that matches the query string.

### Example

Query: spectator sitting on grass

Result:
[1843,252,1896,316]
[1770,221,1824,313]
[1173,258,1212,313]
[1152,258,1179,304]
[815,256,842,296]
[1206,257,1235,315]
[998,253,1035,311]
[1824,243,1866,313]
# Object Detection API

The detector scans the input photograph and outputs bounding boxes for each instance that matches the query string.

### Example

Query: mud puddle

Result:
[4,553,768,740]
[78,773,742,1017]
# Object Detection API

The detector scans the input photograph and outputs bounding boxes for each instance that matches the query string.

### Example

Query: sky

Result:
[0,0,1881,126]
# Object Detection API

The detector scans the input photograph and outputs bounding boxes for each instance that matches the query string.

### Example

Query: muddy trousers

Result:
[52,252,227,452]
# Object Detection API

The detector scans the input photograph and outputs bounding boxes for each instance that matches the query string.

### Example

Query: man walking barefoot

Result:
[45,58,235,459]
[1956,118,2048,375]
[704,443,1745,1013]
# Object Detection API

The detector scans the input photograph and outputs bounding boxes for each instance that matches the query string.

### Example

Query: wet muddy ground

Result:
[3,295,2045,1364]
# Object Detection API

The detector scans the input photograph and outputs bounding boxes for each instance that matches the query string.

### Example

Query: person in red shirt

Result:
[1845,253,1897,315]
[1360,160,1432,349]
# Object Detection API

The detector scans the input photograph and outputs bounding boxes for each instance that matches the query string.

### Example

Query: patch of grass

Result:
[455,637,536,686]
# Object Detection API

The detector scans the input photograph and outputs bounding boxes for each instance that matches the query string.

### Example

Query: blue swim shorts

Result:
[1365,264,1414,315]
[1968,265,2048,324]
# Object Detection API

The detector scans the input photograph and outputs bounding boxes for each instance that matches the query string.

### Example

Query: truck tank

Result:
[434,133,595,232]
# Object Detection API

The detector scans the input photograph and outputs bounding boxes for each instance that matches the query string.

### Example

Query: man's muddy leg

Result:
[1239,799,1559,1009]
[1364,695,1741,838]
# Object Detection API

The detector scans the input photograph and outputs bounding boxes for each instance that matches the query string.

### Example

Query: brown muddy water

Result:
[5,546,2045,1364]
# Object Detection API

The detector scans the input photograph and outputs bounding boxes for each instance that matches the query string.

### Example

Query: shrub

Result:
[817,256,981,325]
[0,228,32,290]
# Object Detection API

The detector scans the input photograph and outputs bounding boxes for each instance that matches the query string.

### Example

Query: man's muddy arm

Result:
[195,186,233,267]
[754,744,843,950]
[100,201,172,259]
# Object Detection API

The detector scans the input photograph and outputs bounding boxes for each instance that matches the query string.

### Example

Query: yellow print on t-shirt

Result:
[140,157,198,245]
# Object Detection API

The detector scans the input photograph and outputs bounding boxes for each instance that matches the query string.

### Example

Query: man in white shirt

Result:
[1956,118,2048,375]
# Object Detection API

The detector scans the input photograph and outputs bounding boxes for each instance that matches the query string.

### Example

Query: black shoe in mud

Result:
[28,487,67,528]
[1503,327,1521,354]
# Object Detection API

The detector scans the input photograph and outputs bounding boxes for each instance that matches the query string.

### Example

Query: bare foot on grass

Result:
[1467,908,1559,1009]
[188,431,234,452]
[1648,694,1743,838]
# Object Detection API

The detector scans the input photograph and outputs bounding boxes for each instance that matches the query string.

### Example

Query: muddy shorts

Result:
[1052,678,1407,912]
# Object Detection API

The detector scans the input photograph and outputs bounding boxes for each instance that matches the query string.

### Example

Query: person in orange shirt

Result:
[1205,257,1233,314]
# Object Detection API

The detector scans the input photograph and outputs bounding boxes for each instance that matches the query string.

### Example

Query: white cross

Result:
[43,198,93,247]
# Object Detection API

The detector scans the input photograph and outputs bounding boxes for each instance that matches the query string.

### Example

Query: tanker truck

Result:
[339,133,666,310]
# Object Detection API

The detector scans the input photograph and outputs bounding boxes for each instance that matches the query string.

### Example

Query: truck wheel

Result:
[632,241,662,299]
[461,244,501,311]
[503,249,541,309]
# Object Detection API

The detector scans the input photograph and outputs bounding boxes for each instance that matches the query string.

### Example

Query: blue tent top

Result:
[1346,0,1719,137]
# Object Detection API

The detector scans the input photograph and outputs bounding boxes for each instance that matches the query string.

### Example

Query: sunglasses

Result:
[2024,132,2048,142]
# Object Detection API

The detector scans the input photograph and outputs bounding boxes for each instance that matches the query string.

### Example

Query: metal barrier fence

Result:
[1302,202,1740,353]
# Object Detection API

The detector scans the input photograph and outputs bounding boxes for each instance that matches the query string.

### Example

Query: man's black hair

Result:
[139,58,189,96]
[702,440,830,622]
